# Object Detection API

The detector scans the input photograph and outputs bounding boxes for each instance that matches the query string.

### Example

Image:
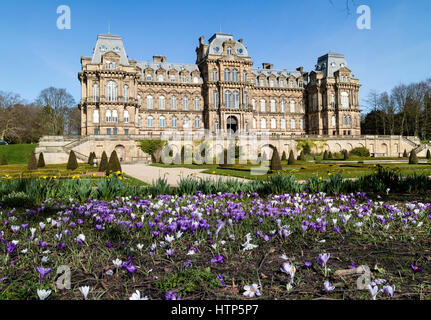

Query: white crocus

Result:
[129,290,149,300]
[137,244,144,251]
[79,286,90,300]
[368,284,380,300]
[243,284,262,298]
[113,258,123,269]
[37,289,52,300]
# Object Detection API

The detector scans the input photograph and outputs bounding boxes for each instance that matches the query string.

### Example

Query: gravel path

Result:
[122,164,247,187]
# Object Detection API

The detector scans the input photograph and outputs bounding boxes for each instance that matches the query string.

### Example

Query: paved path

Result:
[122,164,247,187]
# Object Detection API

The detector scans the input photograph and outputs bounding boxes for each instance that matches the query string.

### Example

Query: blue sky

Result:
[0,0,430,113]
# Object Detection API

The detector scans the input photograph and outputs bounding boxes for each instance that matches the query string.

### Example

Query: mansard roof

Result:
[91,34,129,66]
[315,51,348,78]
[251,69,302,79]
[206,33,249,57]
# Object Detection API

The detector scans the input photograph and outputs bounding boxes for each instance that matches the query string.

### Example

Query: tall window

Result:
[147,95,153,109]
[270,100,276,112]
[106,110,112,123]
[159,116,166,128]
[123,85,129,102]
[243,70,247,82]
[270,79,274,87]
[182,74,187,83]
[261,118,267,129]
[332,116,336,127]
[194,97,200,111]
[245,121,249,132]
[183,116,190,128]
[147,116,153,128]
[244,92,248,108]
[170,74,176,82]
[312,94,318,111]
[271,118,276,129]
[225,91,232,108]
[341,92,349,108]
[146,73,152,81]
[112,110,118,123]
[194,117,200,128]
[253,118,257,129]
[138,117,142,128]
[213,68,218,81]
[171,96,177,110]
[213,90,219,108]
[182,96,188,110]
[259,78,264,86]
[137,95,141,106]
[106,81,117,102]
[281,118,286,129]
[300,101,304,113]
[193,76,199,84]
[289,80,294,88]
[260,99,266,112]
[158,74,164,82]
[171,116,177,128]
[232,69,238,82]
[279,80,284,87]
[281,100,285,113]
[112,62,116,70]
[291,119,296,129]
[124,110,129,123]
[290,101,296,113]
[233,91,239,108]
[300,119,304,130]
[93,109,99,123]
[93,84,99,102]
[252,99,256,110]
[159,96,165,110]
[214,121,219,133]
[224,69,230,81]
[227,47,232,55]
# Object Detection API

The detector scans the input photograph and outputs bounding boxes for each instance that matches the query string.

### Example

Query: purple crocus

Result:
[39,240,48,248]
[411,264,423,273]
[211,255,225,264]
[164,290,182,300]
[215,274,226,287]
[166,249,174,257]
[184,260,192,269]
[57,242,66,250]
[106,241,113,248]
[36,266,51,283]
[303,260,312,269]
[317,253,330,267]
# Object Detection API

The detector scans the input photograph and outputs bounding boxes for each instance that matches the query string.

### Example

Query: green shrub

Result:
[323,150,328,160]
[409,149,418,164]
[107,150,122,174]
[403,149,408,157]
[66,151,78,170]
[427,149,431,159]
[328,151,333,159]
[288,150,295,165]
[88,152,96,165]
[298,151,305,161]
[270,147,282,171]
[37,152,46,168]
[1,154,7,165]
[342,149,349,160]
[281,151,287,161]
[27,151,37,170]
[98,151,108,172]
[1,191,34,208]
[140,140,166,163]
[350,147,370,157]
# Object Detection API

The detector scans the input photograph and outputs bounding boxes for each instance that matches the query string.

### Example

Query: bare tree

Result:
[391,84,409,135]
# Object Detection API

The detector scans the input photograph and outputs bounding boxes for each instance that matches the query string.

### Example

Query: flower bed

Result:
[1,191,431,300]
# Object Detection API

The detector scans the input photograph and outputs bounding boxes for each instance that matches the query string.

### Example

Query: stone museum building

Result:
[78,33,361,137]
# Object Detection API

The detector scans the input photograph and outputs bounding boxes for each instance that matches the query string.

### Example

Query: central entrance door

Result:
[226,116,238,134]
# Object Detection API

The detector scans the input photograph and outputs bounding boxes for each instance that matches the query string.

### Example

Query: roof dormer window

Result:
[227,47,232,55]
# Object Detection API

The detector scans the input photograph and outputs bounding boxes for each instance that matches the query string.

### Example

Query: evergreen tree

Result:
[88,152,96,165]
[107,150,122,174]
[403,149,408,157]
[270,147,282,171]
[287,150,296,165]
[323,150,328,160]
[427,149,431,160]
[98,151,108,172]
[0,154,7,165]
[281,151,287,161]
[27,151,38,170]
[37,152,46,168]
[66,150,78,170]
[298,151,305,161]
[328,151,333,159]
[409,149,418,164]
[342,150,349,161]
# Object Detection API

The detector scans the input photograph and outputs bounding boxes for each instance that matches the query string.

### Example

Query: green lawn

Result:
[0,144,37,164]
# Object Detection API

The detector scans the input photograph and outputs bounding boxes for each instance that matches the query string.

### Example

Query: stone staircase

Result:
[62,136,90,162]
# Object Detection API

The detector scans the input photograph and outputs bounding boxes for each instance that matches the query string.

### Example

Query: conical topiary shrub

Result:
[323,150,328,160]
[98,151,108,172]
[88,152,95,165]
[288,150,295,165]
[298,151,305,161]
[427,149,431,160]
[281,151,287,161]
[37,152,46,168]
[107,150,122,174]
[270,147,282,171]
[403,149,408,158]
[1,154,7,165]
[67,150,78,170]
[342,150,349,161]
[27,151,38,170]
[328,151,333,159]
[409,149,418,164]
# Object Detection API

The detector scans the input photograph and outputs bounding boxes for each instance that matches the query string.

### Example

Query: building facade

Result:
[78,33,361,137]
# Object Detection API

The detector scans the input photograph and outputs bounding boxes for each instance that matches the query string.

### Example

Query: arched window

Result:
[105,110,111,123]
[137,95,141,106]
[252,99,256,110]
[224,69,230,81]
[112,110,118,123]
[341,92,349,108]
[291,119,296,129]
[281,118,286,129]
[213,68,218,81]
[289,80,294,88]
[106,81,117,102]
[260,99,266,112]
[194,117,200,128]
[261,118,267,129]
[213,90,219,108]
[245,121,249,132]
[159,96,165,109]
[171,96,177,110]
[233,91,239,108]
[146,95,153,109]
[225,91,231,108]
[290,101,296,113]
[253,118,257,129]
[270,100,276,112]
[194,97,200,111]
[244,92,248,108]
[227,47,232,55]
[300,101,304,113]
[312,94,318,110]
[232,69,238,82]
[147,116,154,128]
[170,74,176,82]
[281,100,286,113]
[158,74,164,82]
[123,85,129,102]
[182,96,188,110]
[279,79,284,87]
[347,116,351,126]
[270,79,274,87]
[124,110,129,123]
[243,71,247,82]
[182,74,188,83]
[259,78,265,86]
[171,116,177,128]
[93,109,99,123]
[271,118,277,129]
[159,116,166,128]
[193,76,199,84]
[112,61,116,69]
[214,121,219,133]
[183,116,190,128]
[146,73,152,81]
[93,84,99,102]
[332,115,336,127]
